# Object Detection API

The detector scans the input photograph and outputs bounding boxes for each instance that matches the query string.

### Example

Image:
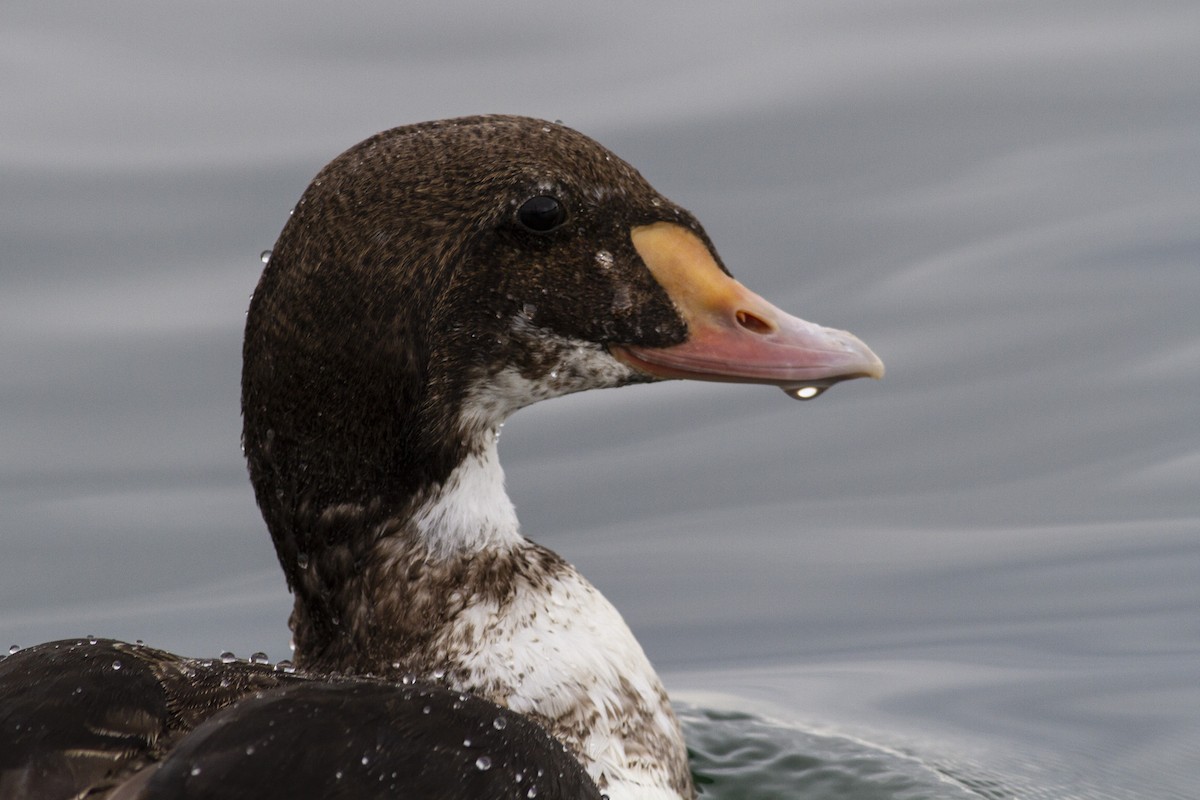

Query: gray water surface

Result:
[3,3,1198,797]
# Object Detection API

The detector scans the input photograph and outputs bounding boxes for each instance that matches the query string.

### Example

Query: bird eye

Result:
[517,195,567,233]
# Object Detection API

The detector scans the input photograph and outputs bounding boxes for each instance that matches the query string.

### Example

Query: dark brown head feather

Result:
[242,115,720,642]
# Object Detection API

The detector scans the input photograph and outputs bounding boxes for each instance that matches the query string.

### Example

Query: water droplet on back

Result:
[259,250,272,264]
[475,755,492,771]
[220,651,237,663]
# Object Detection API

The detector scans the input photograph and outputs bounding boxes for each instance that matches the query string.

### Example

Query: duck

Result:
[0,115,882,800]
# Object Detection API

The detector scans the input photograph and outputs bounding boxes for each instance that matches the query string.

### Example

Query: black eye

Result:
[517,195,567,233]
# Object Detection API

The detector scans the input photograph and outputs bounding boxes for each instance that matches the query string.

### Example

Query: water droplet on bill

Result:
[784,385,826,401]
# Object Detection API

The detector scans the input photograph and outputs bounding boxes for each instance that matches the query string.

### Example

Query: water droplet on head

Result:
[400,673,416,685]
[492,715,507,730]
[259,250,272,264]
[7,645,18,655]
[296,552,310,569]
[274,659,295,673]
[220,651,237,663]
[190,765,202,777]
[595,250,614,269]
[784,385,826,401]
[111,660,122,670]
[87,635,97,645]
[475,755,492,771]
[250,652,269,665]
[527,786,538,798]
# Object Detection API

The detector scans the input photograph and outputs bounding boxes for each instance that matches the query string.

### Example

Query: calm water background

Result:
[3,3,1198,797]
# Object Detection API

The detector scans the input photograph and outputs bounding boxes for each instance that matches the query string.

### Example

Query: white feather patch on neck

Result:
[414,330,633,557]
[410,439,521,557]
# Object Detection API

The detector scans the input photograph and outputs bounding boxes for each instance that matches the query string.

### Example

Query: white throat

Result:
[411,437,520,557]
